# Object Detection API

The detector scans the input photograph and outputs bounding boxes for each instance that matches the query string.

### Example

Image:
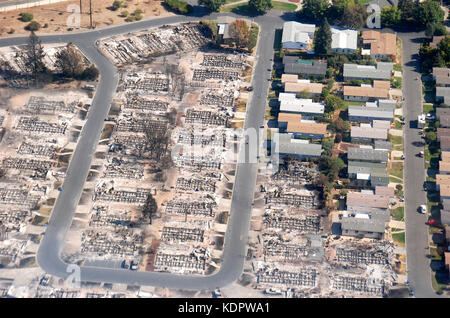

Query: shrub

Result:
[134,14,143,21]
[19,12,33,22]
[111,0,123,11]
[134,9,143,15]
[121,10,129,17]
[164,0,193,14]
[25,21,41,31]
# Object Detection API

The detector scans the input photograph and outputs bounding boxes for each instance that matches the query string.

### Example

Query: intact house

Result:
[441,136,450,152]
[278,93,324,117]
[281,75,324,97]
[343,62,393,81]
[340,216,385,239]
[331,26,358,54]
[347,160,389,187]
[281,21,316,51]
[272,132,323,160]
[348,105,394,123]
[437,108,450,128]
[347,147,389,164]
[283,55,327,78]
[343,80,390,102]
[351,125,388,144]
[433,67,450,87]
[346,192,390,221]
[277,112,327,139]
[436,86,450,105]
[361,30,397,61]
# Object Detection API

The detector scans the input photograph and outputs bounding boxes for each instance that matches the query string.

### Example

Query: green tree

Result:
[111,0,123,10]
[19,12,33,22]
[425,131,437,142]
[24,31,47,81]
[328,157,345,177]
[381,6,402,27]
[414,0,445,27]
[55,43,85,78]
[314,18,332,55]
[398,0,416,22]
[438,36,450,65]
[324,94,345,113]
[301,0,329,21]
[199,0,226,12]
[248,0,273,14]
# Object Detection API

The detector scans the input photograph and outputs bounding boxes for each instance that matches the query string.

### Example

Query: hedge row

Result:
[164,0,193,14]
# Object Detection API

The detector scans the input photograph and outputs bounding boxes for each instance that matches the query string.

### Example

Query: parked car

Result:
[418,205,427,214]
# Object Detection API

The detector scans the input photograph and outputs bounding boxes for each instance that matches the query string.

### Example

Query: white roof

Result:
[282,21,316,44]
[278,92,297,102]
[279,98,325,114]
[331,26,357,50]
[357,173,371,180]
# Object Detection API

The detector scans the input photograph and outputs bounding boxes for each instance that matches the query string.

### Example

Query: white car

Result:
[419,205,427,214]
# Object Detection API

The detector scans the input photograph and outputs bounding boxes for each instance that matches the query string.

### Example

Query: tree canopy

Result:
[314,19,332,56]
[24,31,47,81]
[248,0,273,14]
[199,0,226,12]
[301,0,329,21]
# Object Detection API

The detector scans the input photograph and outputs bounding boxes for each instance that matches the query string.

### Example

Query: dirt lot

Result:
[0,0,172,37]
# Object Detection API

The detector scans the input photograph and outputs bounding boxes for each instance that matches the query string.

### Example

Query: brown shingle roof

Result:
[344,86,389,99]
[281,74,298,83]
[373,80,391,89]
[442,151,450,162]
[284,82,324,94]
[441,136,450,149]
[437,174,450,186]
[439,161,450,172]
[278,112,327,135]
[437,107,450,119]
[375,186,395,197]
[438,128,450,139]
[362,31,396,57]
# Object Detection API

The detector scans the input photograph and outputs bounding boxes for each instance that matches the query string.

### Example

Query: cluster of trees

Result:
[23,32,99,85]
[228,20,259,51]
[164,0,193,14]
[381,0,446,35]
[200,0,272,14]
[299,0,368,29]
[419,35,450,73]
[19,12,42,31]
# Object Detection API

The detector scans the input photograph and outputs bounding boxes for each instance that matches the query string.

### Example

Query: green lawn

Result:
[271,1,297,11]
[392,232,405,246]
[390,162,404,179]
[390,175,403,183]
[225,0,243,3]
[423,103,434,113]
[391,207,404,222]
[222,1,297,12]
[389,134,403,145]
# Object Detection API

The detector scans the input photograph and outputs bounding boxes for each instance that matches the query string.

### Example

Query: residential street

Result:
[400,31,440,297]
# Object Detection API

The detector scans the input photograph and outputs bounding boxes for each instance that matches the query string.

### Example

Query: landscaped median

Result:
[221,1,297,13]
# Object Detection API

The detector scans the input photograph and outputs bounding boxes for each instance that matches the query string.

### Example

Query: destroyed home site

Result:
[0,21,404,298]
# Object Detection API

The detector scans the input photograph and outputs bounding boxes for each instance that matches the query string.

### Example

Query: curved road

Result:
[0,9,288,290]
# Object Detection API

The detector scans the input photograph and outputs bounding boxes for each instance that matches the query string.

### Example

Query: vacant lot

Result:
[0,0,171,37]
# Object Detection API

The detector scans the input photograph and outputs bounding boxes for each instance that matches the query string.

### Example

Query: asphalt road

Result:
[399,31,441,298]
[0,10,284,290]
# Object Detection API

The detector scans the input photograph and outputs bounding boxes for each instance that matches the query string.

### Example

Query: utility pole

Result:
[79,0,82,14]
[89,0,93,29]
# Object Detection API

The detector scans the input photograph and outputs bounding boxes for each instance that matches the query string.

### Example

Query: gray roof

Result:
[439,115,450,128]
[437,107,450,119]
[348,106,394,120]
[343,62,393,80]
[436,87,450,104]
[283,55,300,65]
[443,199,450,211]
[283,59,327,76]
[374,140,393,150]
[348,147,389,162]
[433,68,450,86]
[275,133,323,157]
[341,217,386,234]
[347,207,390,222]
[378,99,397,111]
[442,210,450,226]
[348,160,387,175]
